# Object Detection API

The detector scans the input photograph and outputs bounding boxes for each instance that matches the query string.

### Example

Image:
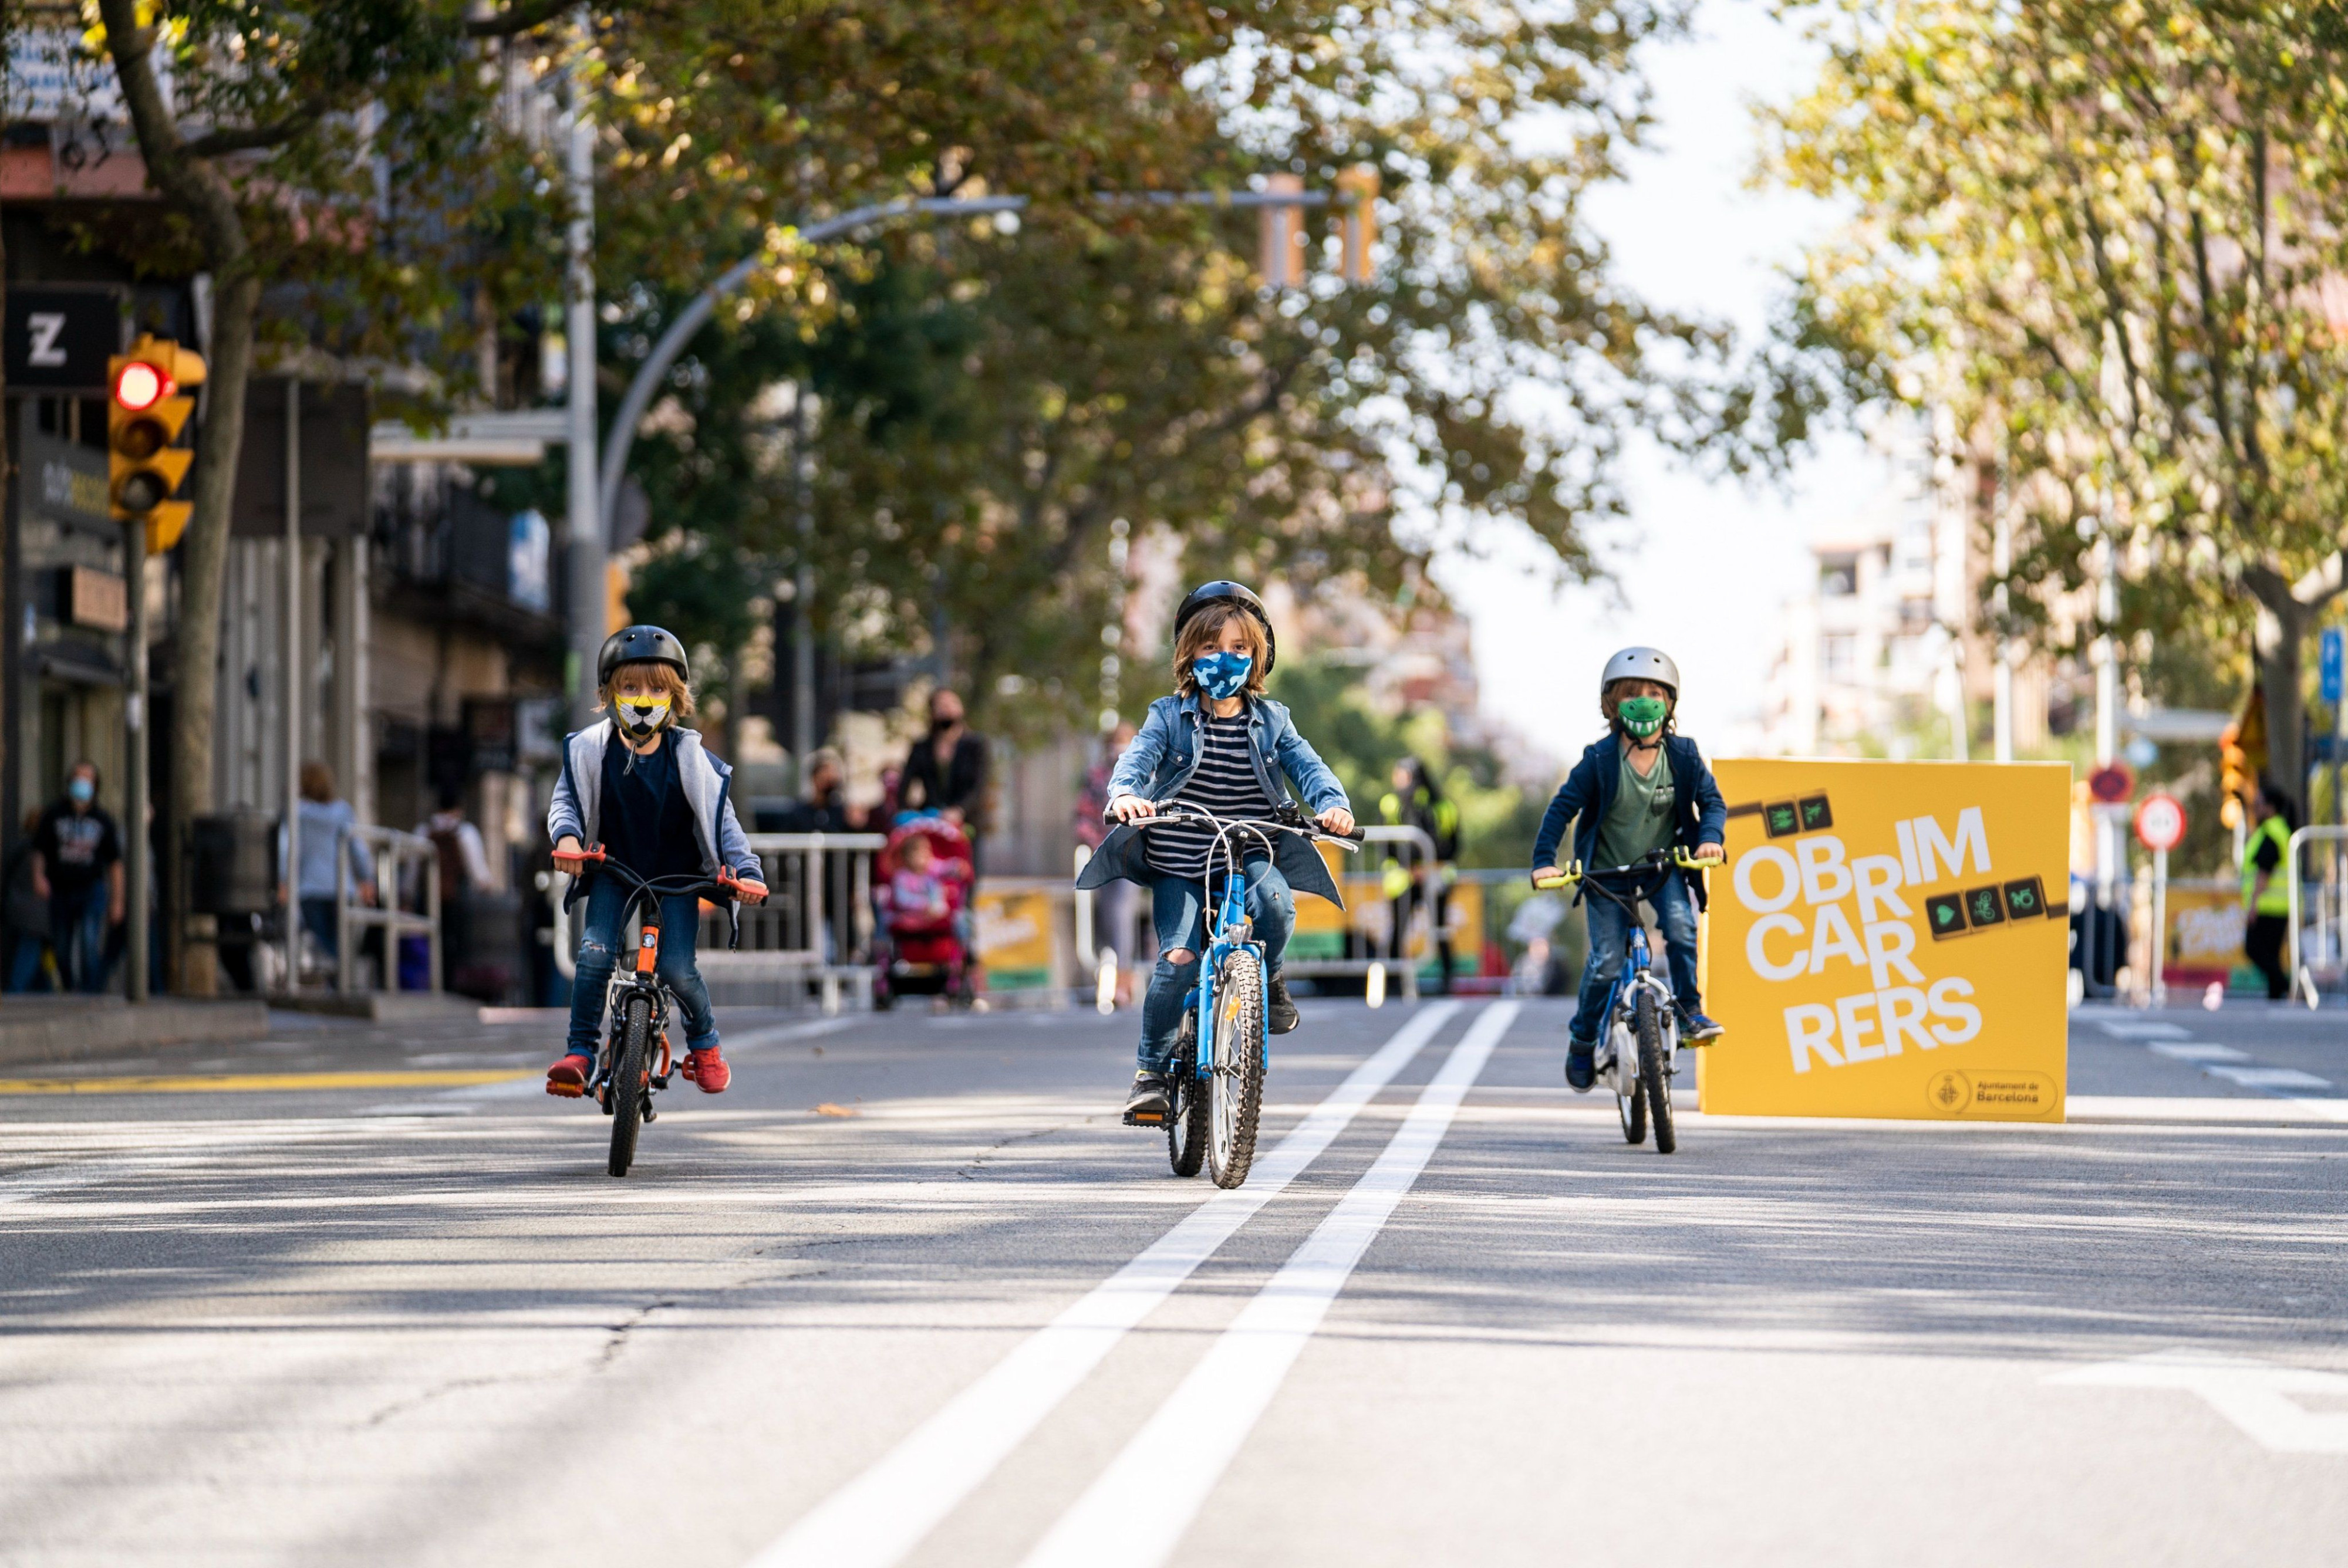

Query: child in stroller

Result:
[872,815,976,1008]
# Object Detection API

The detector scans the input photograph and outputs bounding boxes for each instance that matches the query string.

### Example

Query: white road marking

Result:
[2050,1349,2348,1453]
[2204,1065,2334,1091]
[1020,1001,1519,1568]
[743,1001,1465,1568]
[2098,1021,2195,1040]
[2147,1042,2248,1062]
[2064,1095,2348,1124]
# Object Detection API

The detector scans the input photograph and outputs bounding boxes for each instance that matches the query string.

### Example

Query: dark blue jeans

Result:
[52,883,112,995]
[1571,873,1702,1045]
[565,876,718,1057]
[1138,857,1293,1073]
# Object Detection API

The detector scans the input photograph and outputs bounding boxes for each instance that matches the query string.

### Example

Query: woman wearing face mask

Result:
[546,626,768,1097]
[1077,582,1355,1124]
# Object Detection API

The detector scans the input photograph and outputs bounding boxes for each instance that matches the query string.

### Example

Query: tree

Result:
[608,1,1709,736]
[91,0,563,989]
[1763,0,2348,797]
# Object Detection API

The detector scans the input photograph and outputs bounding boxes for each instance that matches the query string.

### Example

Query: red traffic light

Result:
[112,360,170,411]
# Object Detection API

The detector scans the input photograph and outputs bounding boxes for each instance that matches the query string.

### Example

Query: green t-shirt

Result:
[1592,745,1676,867]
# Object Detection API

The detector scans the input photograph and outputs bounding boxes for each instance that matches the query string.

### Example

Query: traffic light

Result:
[2219,724,2249,829]
[1336,163,1379,283]
[108,334,206,552]
[1257,172,1305,287]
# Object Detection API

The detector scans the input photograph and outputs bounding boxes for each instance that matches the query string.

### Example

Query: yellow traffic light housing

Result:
[108,334,206,552]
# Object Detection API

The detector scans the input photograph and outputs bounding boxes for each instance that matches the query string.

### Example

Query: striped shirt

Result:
[1146,711,1277,881]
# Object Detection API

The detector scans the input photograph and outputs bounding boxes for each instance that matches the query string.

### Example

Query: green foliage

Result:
[1267,653,1547,870]
[1762,0,2348,790]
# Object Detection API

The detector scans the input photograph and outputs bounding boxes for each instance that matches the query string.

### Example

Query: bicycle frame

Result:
[566,850,743,1104]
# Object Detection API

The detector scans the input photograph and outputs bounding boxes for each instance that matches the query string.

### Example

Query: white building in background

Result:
[1761,418,1989,759]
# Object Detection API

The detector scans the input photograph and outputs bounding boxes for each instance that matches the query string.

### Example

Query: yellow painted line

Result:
[0,1070,532,1097]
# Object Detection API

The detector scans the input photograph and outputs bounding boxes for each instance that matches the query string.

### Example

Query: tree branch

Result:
[183,97,330,158]
[465,0,571,39]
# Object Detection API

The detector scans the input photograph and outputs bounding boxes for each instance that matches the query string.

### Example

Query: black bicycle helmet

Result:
[1171,580,1277,675]
[598,624,690,688]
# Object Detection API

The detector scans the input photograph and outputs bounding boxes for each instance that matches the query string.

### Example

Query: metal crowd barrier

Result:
[336,824,441,993]
[694,832,887,1013]
[2285,824,2348,1009]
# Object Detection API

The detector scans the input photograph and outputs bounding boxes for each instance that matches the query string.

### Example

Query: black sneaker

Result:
[1266,975,1299,1035]
[1564,1042,1596,1093]
[1123,1070,1171,1126]
[1678,1006,1724,1044]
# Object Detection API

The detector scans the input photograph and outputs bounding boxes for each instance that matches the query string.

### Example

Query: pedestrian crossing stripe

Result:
[0,1070,533,1096]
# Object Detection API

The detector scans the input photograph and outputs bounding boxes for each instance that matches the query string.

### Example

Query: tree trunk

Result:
[97,0,261,993]
[2252,593,2310,809]
[170,272,261,992]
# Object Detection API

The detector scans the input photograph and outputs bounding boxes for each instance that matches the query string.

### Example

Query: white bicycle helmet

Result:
[1600,646,1679,697]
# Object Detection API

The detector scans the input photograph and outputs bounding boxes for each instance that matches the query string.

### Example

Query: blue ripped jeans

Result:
[565,875,718,1057]
[1571,871,1702,1045]
[1138,856,1293,1073]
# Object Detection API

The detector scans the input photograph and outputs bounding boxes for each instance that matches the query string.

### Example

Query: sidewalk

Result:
[0,996,269,1070]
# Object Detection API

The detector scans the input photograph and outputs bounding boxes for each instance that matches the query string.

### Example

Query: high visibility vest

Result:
[2241,815,2293,917]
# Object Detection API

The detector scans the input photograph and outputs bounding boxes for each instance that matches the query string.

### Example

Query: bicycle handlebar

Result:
[558,846,750,949]
[1533,847,1718,890]
[1104,800,1364,849]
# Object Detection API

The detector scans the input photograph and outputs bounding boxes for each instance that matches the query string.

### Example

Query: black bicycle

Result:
[563,847,743,1177]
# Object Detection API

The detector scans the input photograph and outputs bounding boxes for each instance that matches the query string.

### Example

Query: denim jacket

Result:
[1074,691,1351,905]
[1531,732,1727,910]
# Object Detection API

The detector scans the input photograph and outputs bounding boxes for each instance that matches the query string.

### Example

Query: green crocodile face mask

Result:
[1617,696,1668,738]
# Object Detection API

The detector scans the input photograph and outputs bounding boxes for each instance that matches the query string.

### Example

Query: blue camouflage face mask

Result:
[1192,651,1253,700]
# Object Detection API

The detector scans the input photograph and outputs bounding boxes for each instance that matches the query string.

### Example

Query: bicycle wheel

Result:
[1615,1032,1647,1145]
[1207,951,1267,1189]
[608,991,652,1177]
[1634,989,1676,1155]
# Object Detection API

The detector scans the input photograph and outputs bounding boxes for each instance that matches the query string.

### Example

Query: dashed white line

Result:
[744,1000,1466,1568]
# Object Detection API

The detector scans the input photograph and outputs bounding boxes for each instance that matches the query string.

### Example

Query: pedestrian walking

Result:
[285,761,377,970]
[29,763,124,994]
[1379,754,1462,992]
[2241,778,2298,1001]
[898,690,989,830]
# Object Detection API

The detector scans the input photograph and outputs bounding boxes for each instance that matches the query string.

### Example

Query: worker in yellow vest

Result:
[2239,779,2297,1001]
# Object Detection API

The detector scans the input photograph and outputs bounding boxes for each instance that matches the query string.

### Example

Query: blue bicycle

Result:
[1536,847,1713,1155]
[1128,802,1361,1187]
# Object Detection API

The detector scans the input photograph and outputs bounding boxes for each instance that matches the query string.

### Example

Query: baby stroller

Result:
[872,813,976,1008]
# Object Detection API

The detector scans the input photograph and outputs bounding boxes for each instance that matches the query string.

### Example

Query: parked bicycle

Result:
[1535,847,1714,1155]
[1119,801,1361,1187]
[561,847,743,1177]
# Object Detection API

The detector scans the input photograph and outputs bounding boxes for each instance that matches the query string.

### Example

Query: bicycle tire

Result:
[609,992,652,1177]
[1635,989,1675,1155]
[1616,1034,1647,1145]
[1207,951,1267,1189]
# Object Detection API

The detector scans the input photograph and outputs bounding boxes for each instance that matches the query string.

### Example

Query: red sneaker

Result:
[545,1052,593,1097]
[681,1046,730,1094]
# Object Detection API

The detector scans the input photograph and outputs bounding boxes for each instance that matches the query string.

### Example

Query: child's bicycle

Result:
[1534,847,1714,1155]
[562,847,743,1177]
[1119,801,1362,1188]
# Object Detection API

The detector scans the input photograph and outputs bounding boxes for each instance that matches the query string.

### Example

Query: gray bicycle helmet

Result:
[598,624,690,688]
[1600,646,1679,698]
[1172,580,1277,675]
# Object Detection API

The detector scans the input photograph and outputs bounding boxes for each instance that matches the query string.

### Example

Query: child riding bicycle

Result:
[545,625,768,1097]
[1530,647,1726,1092]
[1076,582,1355,1124]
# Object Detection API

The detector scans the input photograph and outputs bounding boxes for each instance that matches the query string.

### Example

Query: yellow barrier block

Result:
[1698,758,2070,1123]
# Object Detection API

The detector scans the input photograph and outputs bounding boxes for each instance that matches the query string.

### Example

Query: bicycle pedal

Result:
[642,1106,656,1123]
[1124,1109,1166,1127]
[546,1080,586,1099]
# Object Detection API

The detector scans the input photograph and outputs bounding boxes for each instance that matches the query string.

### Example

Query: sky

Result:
[1431,0,1883,766]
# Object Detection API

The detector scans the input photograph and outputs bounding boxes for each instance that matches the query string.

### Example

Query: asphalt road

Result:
[2,995,2343,1567]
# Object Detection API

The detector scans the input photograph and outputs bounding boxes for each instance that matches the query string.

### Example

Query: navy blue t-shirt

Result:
[600,733,701,881]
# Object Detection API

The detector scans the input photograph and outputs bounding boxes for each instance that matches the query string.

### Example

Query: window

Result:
[1819,553,1860,596]
[1822,633,1857,681]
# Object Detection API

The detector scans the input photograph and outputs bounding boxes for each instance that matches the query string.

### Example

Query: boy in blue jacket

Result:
[1530,647,1726,1091]
[545,626,767,1097]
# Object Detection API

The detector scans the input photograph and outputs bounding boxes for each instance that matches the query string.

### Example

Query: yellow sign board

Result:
[1698,759,2070,1123]
[974,888,1056,987]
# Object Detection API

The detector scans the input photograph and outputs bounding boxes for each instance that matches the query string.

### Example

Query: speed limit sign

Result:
[2134,792,2186,852]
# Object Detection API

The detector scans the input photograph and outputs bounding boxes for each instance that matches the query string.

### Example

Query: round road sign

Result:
[2134,792,2187,851]
[2088,762,2137,804]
